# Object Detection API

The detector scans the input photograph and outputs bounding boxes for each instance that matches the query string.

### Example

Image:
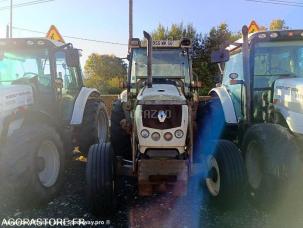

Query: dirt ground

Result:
[1,159,303,228]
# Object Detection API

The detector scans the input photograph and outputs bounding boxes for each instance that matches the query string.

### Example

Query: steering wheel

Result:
[12,72,39,85]
[23,72,39,78]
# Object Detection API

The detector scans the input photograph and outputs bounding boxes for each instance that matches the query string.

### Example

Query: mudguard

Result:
[274,105,303,134]
[209,87,238,124]
[70,87,99,125]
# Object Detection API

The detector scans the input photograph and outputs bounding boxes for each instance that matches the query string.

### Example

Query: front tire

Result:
[0,124,65,207]
[79,100,109,154]
[86,143,116,216]
[204,140,247,209]
[243,123,300,209]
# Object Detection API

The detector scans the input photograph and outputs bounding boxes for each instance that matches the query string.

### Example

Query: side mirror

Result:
[211,49,230,64]
[66,49,80,67]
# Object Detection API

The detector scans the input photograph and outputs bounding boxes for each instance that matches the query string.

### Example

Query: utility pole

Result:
[10,0,12,38]
[6,24,9,38]
[128,0,133,48]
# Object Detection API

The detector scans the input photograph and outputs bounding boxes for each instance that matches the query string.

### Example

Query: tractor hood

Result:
[0,84,34,113]
[273,78,303,133]
[274,78,303,109]
[137,84,186,102]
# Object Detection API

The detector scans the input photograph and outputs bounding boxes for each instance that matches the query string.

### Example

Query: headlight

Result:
[174,130,184,138]
[164,132,173,141]
[151,132,161,141]
[141,129,150,138]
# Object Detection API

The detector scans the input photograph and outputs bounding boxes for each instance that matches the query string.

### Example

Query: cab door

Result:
[55,51,82,124]
[222,52,244,120]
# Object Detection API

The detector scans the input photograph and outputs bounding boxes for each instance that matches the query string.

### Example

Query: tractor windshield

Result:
[0,48,51,87]
[253,41,303,88]
[131,48,190,84]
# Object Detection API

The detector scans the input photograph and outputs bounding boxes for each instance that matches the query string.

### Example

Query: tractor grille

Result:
[142,105,182,130]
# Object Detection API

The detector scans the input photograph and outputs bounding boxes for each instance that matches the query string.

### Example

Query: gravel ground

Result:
[1,159,303,228]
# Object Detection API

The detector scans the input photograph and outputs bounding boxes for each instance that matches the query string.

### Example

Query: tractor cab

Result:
[213,30,303,123]
[0,38,83,123]
[127,37,194,98]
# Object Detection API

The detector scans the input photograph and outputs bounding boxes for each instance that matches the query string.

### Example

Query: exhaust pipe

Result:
[242,25,252,125]
[143,31,152,88]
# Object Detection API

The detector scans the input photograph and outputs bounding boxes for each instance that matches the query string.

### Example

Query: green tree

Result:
[152,24,168,40]
[270,19,288,30]
[193,23,240,94]
[151,23,196,40]
[151,22,241,95]
[84,54,126,94]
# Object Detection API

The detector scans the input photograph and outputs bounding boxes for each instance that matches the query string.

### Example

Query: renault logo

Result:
[158,110,167,123]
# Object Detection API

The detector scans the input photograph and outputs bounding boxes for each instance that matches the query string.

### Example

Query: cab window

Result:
[223,52,244,119]
[55,51,80,122]
[55,52,80,94]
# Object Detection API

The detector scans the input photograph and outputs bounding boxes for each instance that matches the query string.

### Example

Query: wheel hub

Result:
[205,156,220,196]
[37,140,60,188]
[208,167,218,183]
[36,157,45,172]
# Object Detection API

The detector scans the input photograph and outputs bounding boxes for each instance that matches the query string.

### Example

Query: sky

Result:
[0,0,302,66]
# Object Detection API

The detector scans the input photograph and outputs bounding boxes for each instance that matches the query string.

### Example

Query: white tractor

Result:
[0,38,109,206]
[207,26,303,208]
[86,31,247,216]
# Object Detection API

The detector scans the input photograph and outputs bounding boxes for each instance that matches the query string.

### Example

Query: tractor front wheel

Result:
[204,140,247,209]
[86,143,116,216]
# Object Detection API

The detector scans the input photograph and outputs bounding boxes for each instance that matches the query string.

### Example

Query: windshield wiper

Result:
[256,73,297,77]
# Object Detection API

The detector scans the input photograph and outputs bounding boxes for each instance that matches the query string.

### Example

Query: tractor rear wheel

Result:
[79,100,109,154]
[86,143,116,216]
[111,99,131,159]
[243,123,300,209]
[204,140,247,209]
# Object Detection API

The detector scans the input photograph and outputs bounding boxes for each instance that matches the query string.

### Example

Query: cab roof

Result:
[0,37,67,49]
[226,29,303,52]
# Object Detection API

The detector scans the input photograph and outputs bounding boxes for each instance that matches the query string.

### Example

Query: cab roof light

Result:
[37,40,45,46]
[129,38,141,48]
[258,33,267,39]
[288,32,294,37]
[270,32,278,38]
[180,38,192,48]
[26,40,34,46]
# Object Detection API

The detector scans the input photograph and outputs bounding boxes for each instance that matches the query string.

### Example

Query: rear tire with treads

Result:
[79,100,109,154]
[0,124,65,207]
